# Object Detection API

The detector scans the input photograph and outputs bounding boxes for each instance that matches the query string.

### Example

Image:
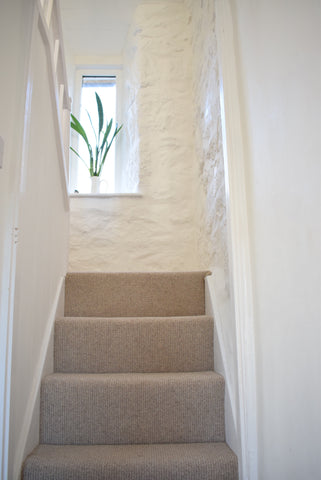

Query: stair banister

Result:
[37,0,71,207]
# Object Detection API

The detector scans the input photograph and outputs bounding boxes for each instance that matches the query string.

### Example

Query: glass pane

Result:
[76,76,117,193]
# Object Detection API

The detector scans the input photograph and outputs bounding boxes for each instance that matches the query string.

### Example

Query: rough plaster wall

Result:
[185,0,228,278]
[121,24,140,193]
[69,2,200,272]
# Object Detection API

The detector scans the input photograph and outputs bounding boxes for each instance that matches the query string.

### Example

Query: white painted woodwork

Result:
[0,1,70,479]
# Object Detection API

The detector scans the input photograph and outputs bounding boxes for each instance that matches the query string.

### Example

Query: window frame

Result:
[70,65,123,194]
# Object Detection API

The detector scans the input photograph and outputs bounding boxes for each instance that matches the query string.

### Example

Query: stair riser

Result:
[54,316,214,373]
[40,373,225,445]
[64,272,209,317]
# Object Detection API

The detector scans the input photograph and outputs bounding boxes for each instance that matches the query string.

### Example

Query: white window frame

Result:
[70,65,123,193]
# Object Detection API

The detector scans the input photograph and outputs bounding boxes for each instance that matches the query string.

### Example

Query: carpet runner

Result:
[22,271,238,479]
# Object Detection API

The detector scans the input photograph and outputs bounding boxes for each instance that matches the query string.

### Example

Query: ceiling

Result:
[60,0,183,59]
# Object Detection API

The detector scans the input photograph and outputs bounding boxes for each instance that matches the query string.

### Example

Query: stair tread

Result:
[23,442,238,480]
[54,316,214,373]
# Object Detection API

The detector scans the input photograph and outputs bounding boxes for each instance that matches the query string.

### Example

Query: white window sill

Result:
[69,193,143,198]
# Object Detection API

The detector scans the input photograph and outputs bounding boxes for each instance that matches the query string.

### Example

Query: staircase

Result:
[22,271,238,479]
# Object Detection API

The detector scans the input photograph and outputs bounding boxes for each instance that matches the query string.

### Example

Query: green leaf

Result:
[115,124,123,136]
[95,92,104,137]
[70,146,89,170]
[71,113,94,167]
[98,124,123,176]
[86,109,98,146]
[100,119,113,154]
[70,114,89,146]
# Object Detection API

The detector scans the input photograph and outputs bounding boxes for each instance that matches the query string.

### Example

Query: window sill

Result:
[69,192,143,198]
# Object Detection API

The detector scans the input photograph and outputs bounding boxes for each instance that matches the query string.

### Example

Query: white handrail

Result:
[37,0,71,207]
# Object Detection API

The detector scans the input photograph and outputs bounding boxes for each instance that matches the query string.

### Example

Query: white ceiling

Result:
[60,0,183,58]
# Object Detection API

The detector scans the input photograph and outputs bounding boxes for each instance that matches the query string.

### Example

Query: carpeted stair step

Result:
[64,271,210,317]
[54,315,214,373]
[40,371,225,445]
[22,443,238,480]
[22,271,238,479]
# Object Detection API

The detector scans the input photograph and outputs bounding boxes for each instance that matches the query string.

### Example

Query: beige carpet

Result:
[22,271,238,479]
[54,315,214,373]
[23,444,237,480]
[64,271,210,317]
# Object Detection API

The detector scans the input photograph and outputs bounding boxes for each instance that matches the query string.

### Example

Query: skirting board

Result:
[205,273,240,464]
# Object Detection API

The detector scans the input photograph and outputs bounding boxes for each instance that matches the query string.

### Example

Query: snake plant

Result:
[70,92,122,177]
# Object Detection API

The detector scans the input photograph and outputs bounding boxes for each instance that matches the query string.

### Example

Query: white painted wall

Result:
[69,2,200,272]
[0,1,70,478]
[0,2,34,477]
[231,1,321,478]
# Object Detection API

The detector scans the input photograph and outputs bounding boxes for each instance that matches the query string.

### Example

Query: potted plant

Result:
[70,92,122,193]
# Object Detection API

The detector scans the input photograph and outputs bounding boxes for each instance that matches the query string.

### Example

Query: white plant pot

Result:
[90,176,101,194]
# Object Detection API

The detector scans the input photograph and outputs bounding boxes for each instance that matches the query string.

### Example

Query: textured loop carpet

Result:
[23,444,238,480]
[64,271,211,317]
[54,315,214,373]
[23,271,238,479]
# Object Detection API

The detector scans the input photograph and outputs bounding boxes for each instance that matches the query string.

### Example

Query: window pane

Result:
[76,76,117,193]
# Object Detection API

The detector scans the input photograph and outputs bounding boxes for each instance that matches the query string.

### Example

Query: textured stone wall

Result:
[121,22,140,193]
[69,2,200,272]
[69,0,228,275]
[185,0,228,278]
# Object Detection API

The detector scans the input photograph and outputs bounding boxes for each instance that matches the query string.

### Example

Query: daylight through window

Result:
[75,75,117,193]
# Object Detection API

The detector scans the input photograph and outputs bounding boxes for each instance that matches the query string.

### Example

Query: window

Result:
[70,67,123,194]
